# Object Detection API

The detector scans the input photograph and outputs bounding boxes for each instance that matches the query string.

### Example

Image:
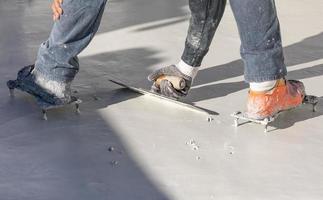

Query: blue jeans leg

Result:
[230,0,286,82]
[181,0,286,82]
[34,0,108,83]
[13,0,107,105]
[181,0,227,67]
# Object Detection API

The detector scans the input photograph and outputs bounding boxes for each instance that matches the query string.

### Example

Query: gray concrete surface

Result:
[1,0,323,199]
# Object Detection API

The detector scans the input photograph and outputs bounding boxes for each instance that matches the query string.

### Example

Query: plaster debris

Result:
[107,146,115,152]
[110,160,119,167]
[186,139,200,150]
[224,143,235,155]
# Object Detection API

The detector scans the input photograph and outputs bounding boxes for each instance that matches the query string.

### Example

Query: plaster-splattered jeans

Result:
[181,0,287,82]
[11,0,107,105]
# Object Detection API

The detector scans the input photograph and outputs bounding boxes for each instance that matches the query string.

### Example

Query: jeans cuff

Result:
[181,42,208,67]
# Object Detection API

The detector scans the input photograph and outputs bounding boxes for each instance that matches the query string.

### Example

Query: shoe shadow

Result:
[268,96,323,131]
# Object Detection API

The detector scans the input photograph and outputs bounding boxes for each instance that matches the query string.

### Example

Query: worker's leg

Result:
[12,0,107,105]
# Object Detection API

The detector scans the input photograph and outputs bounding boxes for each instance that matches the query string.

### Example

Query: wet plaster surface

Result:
[1,0,323,200]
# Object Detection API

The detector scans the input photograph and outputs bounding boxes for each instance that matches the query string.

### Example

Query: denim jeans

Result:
[9,0,107,105]
[34,0,107,83]
[181,0,287,82]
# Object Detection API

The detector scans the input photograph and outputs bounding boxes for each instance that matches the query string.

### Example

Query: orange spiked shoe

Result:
[246,79,306,120]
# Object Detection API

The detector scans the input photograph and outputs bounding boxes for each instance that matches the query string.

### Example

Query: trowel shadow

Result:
[0,97,173,200]
[74,47,162,109]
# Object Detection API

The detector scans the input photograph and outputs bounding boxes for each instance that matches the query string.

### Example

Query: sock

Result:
[176,60,199,79]
[249,80,277,92]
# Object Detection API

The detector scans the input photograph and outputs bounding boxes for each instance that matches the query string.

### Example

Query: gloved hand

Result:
[148,65,192,99]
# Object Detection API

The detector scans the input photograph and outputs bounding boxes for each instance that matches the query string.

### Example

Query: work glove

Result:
[148,65,192,99]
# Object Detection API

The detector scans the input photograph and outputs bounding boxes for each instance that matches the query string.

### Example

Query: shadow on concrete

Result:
[0,59,171,200]
[1,39,170,199]
[269,97,323,131]
[0,96,171,200]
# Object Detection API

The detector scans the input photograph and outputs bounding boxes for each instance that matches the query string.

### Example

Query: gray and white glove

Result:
[148,65,193,99]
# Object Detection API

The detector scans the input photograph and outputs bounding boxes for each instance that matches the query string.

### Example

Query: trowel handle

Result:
[156,75,186,90]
